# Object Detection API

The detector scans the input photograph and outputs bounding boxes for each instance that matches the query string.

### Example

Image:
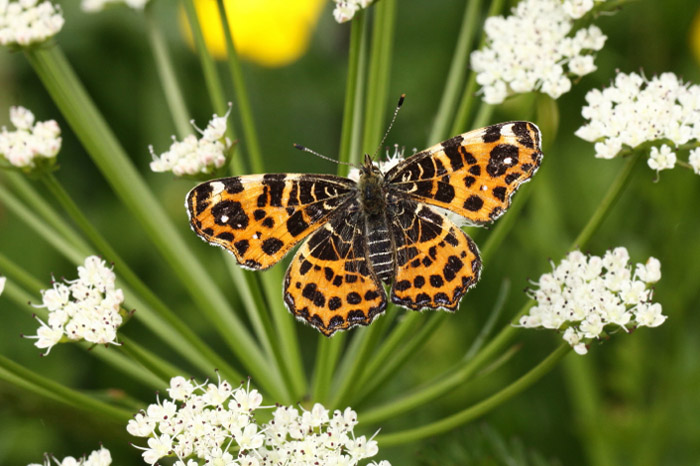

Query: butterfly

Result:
[186,118,542,336]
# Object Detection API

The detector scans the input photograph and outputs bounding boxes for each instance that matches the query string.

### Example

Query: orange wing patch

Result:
[186,174,353,270]
[386,121,542,224]
[283,200,387,336]
[390,199,481,310]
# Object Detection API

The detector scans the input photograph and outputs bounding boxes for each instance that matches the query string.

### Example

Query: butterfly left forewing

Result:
[186,174,354,270]
[386,121,542,224]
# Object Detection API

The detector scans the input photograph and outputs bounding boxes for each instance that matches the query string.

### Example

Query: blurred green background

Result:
[1,0,700,464]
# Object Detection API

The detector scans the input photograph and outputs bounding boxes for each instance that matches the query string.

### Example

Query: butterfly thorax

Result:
[357,155,387,217]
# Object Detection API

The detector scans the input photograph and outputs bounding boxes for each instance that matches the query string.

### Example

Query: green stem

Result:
[118,335,181,385]
[359,300,530,425]
[5,173,88,254]
[337,12,368,173]
[0,182,86,264]
[376,344,570,445]
[311,333,345,404]
[145,7,191,139]
[572,153,641,250]
[351,310,445,406]
[24,45,281,399]
[429,0,483,144]
[215,0,264,174]
[361,0,396,154]
[0,354,134,423]
[449,0,505,136]
[471,102,495,129]
[180,0,246,175]
[330,309,393,409]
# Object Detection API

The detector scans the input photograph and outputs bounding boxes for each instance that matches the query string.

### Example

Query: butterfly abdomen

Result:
[366,215,394,284]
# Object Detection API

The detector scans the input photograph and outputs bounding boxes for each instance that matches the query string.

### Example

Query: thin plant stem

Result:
[351,310,445,406]
[24,45,284,399]
[0,183,85,264]
[572,153,641,249]
[180,0,246,175]
[145,7,191,139]
[5,172,88,254]
[376,344,570,445]
[118,335,182,385]
[471,102,495,129]
[337,12,368,173]
[463,279,510,361]
[0,354,134,423]
[330,309,394,409]
[359,300,530,425]
[362,0,396,154]
[180,0,228,119]
[215,0,264,174]
[450,0,505,136]
[311,334,345,404]
[428,0,483,144]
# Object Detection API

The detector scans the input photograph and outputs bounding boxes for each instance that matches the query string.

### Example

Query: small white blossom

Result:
[520,248,665,354]
[576,72,700,173]
[150,111,233,177]
[0,106,61,171]
[0,276,5,295]
[129,375,391,466]
[688,148,700,174]
[647,144,676,172]
[81,0,150,13]
[24,256,125,354]
[333,0,374,23]
[0,0,64,47]
[27,447,113,466]
[470,0,608,103]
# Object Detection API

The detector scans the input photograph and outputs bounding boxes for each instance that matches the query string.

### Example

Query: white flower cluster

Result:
[470,0,607,104]
[576,72,700,174]
[562,0,607,19]
[150,112,233,177]
[333,0,373,23]
[0,106,61,170]
[128,375,390,466]
[81,0,150,13]
[521,248,665,355]
[28,446,112,466]
[28,256,125,354]
[0,0,64,47]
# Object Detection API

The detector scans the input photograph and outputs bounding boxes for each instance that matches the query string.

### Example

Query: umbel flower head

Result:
[333,0,374,23]
[149,110,234,177]
[26,256,126,354]
[0,106,61,173]
[28,446,113,466]
[470,0,607,104]
[576,71,700,175]
[520,248,665,355]
[128,375,390,466]
[0,0,64,47]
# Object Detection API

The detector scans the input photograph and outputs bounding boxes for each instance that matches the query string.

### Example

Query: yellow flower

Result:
[181,0,327,68]
[692,6,700,65]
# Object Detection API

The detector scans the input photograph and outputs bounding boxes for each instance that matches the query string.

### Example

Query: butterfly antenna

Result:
[372,93,405,161]
[293,143,356,167]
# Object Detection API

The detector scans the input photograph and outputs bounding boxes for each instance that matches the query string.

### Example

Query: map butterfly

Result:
[186,106,542,336]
